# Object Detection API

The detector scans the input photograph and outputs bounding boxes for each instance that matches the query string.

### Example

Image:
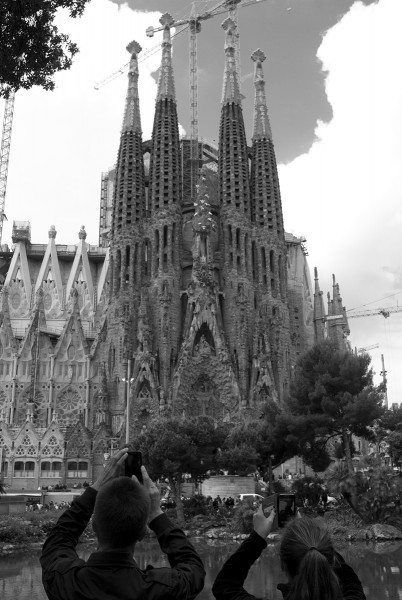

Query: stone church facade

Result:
[0,16,349,490]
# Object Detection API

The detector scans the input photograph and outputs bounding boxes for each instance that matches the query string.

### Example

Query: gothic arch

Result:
[41,434,64,458]
[192,323,216,356]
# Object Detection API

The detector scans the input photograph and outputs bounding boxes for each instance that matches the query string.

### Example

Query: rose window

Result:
[57,388,81,426]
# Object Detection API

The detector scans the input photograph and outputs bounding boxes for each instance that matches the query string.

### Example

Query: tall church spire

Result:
[313,267,326,341]
[110,40,146,318]
[156,13,176,101]
[250,49,283,233]
[251,49,272,140]
[122,41,142,134]
[149,12,181,213]
[218,17,250,216]
[221,18,242,105]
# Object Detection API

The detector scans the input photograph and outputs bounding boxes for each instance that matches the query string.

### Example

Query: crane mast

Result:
[189,5,201,203]
[0,91,15,245]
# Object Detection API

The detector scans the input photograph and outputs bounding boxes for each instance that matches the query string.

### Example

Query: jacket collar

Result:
[85,550,137,569]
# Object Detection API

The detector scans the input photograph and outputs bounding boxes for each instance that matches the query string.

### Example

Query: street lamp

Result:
[122,358,134,445]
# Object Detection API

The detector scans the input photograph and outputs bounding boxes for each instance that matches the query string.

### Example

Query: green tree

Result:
[0,0,90,97]
[386,430,402,466]
[135,416,228,526]
[218,403,285,489]
[282,341,384,503]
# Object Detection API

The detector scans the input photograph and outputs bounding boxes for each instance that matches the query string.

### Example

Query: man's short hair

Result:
[93,477,150,548]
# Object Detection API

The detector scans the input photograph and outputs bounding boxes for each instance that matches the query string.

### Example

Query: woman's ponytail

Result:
[280,518,342,600]
[287,547,342,600]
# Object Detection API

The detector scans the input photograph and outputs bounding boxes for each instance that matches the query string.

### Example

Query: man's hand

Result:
[140,466,163,522]
[253,503,276,540]
[91,447,128,492]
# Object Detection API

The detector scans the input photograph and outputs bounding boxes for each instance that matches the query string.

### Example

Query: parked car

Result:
[238,493,264,505]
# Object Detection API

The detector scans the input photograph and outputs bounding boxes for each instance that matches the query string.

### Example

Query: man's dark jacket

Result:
[212,531,366,600]
[40,487,205,600]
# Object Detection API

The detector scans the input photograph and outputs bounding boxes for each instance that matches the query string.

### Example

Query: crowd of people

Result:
[40,449,366,600]
[26,500,72,511]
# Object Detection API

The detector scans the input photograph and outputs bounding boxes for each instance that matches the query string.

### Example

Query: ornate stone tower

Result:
[248,48,291,403]
[218,19,253,402]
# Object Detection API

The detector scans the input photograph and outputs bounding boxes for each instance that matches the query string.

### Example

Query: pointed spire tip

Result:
[222,17,236,32]
[160,12,174,27]
[251,49,266,63]
[127,40,142,55]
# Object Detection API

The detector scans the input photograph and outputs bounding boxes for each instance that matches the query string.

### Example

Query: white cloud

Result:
[1,0,161,246]
[279,0,402,402]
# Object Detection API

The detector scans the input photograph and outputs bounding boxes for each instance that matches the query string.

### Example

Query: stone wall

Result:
[200,475,256,499]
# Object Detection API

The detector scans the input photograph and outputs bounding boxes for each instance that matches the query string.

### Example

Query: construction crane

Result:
[94,26,190,90]
[0,91,15,245]
[347,306,402,319]
[357,343,379,353]
[327,305,402,322]
[145,0,268,201]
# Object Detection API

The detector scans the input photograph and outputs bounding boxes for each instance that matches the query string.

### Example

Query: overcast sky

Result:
[1,0,401,401]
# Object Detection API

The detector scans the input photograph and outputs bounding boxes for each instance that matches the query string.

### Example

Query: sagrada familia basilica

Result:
[0,15,350,489]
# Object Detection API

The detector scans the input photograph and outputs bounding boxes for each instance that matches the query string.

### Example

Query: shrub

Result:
[182,495,211,519]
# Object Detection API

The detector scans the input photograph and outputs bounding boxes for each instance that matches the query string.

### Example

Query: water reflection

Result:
[1,539,402,599]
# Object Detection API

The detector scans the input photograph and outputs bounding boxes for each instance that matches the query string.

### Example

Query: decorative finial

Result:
[126,40,142,55]
[79,226,87,240]
[251,49,266,64]
[48,225,57,239]
[222,17,236,35]
[314,267,318,279]
[159,12,175,28]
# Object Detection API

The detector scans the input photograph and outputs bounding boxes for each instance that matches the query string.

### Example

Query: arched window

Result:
[67,460,88,478]
[78,462,88,477]
[25,461,35,477]
[41,461,51,473]
[67,461,78,477]
[261,247,267,287]
[52,462,62,477]
[14,461,24,477]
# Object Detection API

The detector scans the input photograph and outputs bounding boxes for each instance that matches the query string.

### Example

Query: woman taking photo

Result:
[212,506,365,600]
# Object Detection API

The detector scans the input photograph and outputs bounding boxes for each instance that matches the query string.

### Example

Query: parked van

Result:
[238,493,264,504]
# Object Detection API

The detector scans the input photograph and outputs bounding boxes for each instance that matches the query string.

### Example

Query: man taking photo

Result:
[40,447,205,600]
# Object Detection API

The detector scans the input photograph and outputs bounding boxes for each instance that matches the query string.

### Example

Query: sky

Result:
[0,0,401,402]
